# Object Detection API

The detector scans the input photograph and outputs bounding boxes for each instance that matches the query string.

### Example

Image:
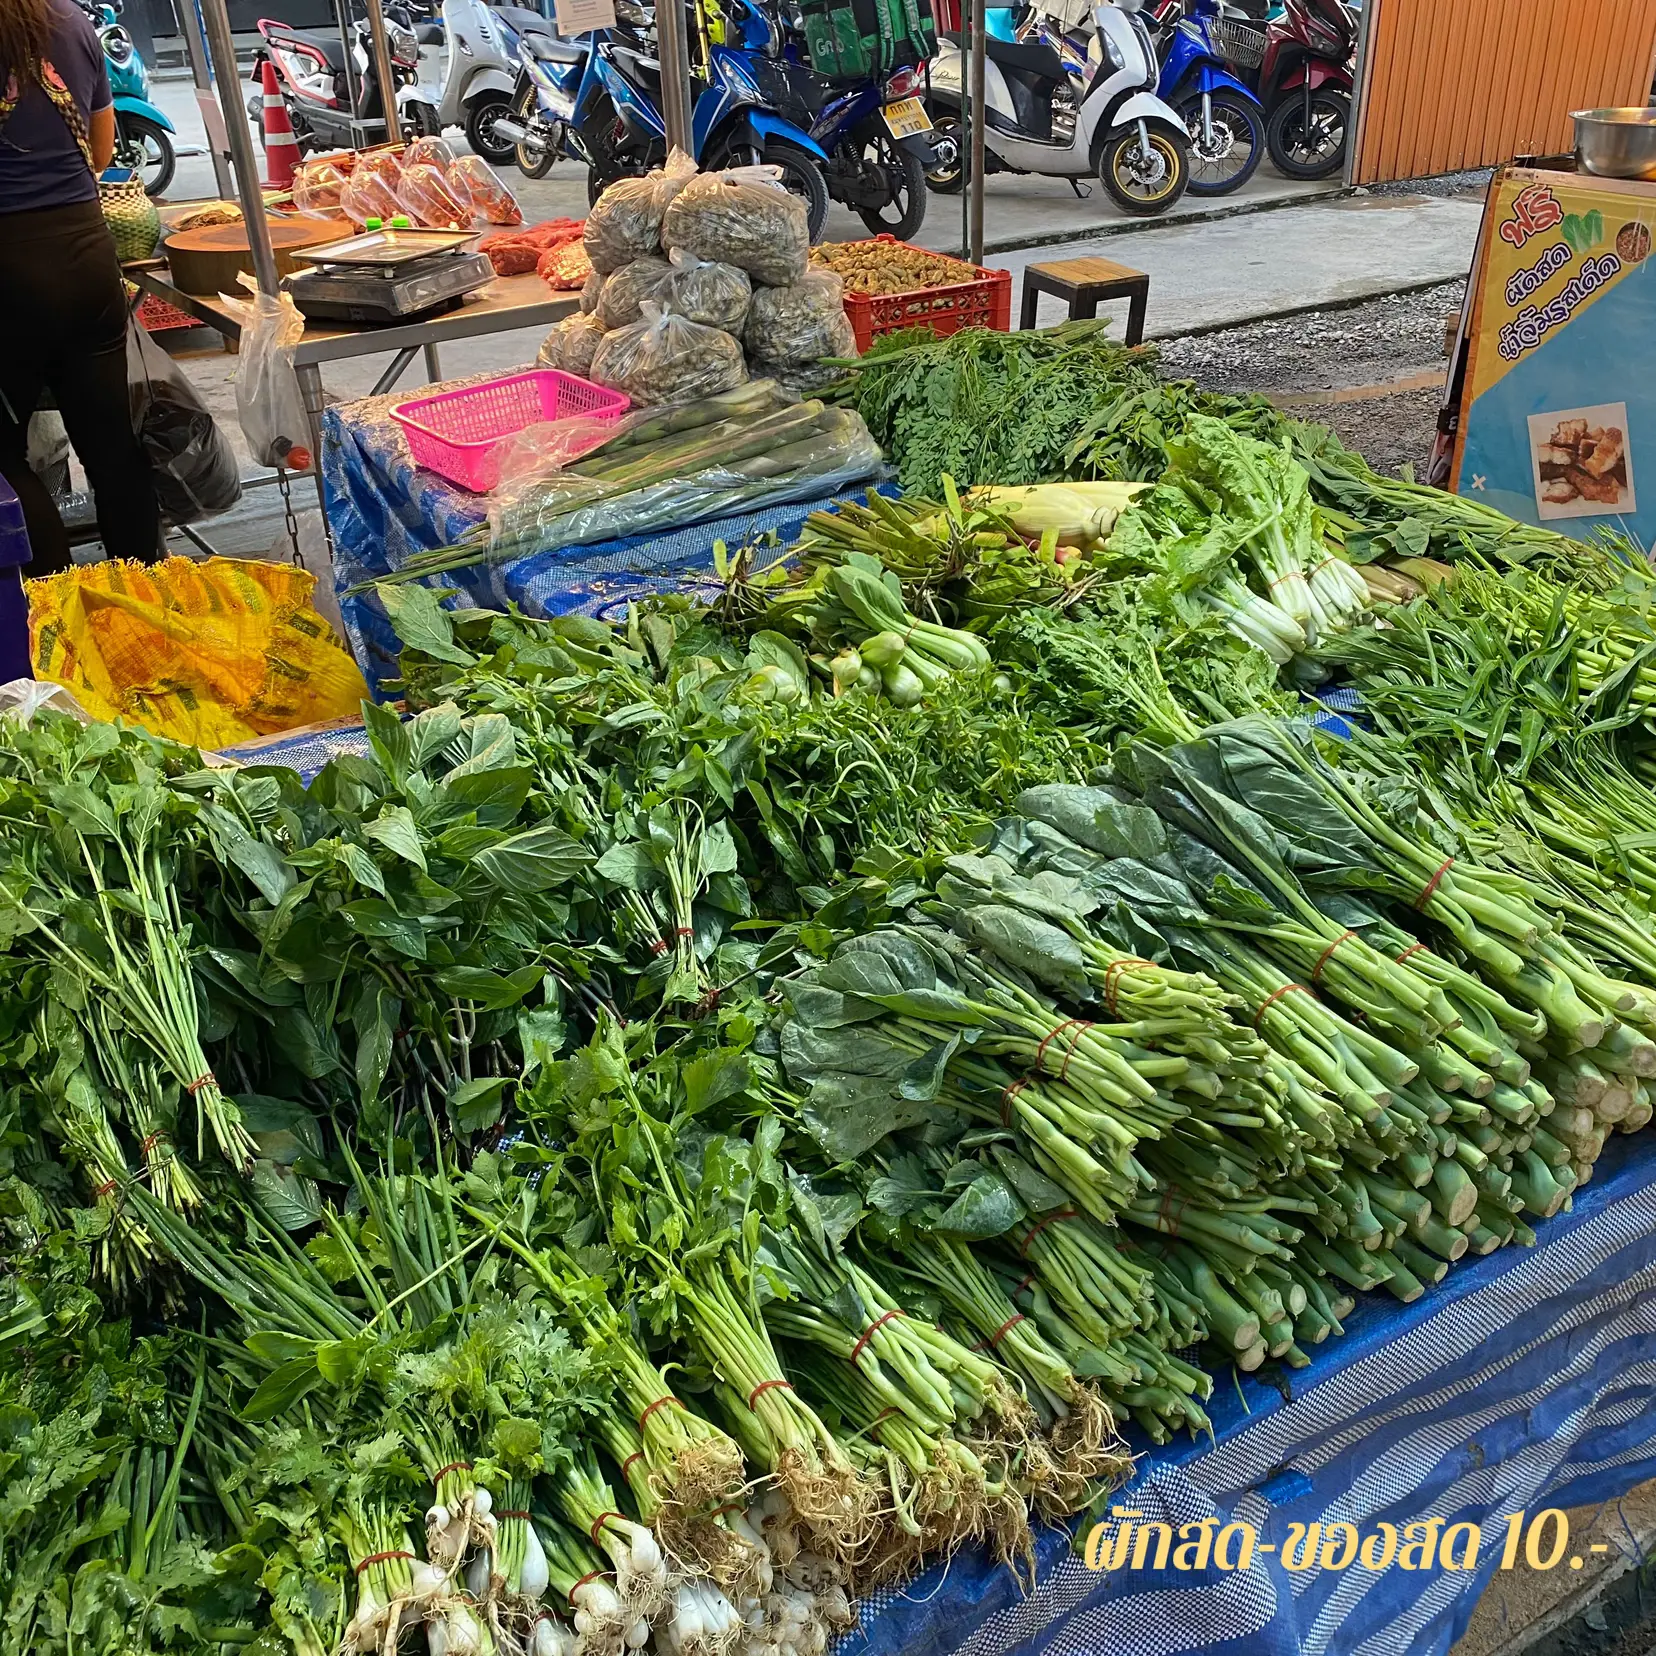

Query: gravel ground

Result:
[1363,167,1495,200]
[1151,280,1465,477]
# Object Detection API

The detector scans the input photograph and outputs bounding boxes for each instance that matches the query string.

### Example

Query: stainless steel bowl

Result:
[1573,106,1656,180]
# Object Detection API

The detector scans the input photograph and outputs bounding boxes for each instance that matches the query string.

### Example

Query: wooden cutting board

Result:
[163,218,342,293]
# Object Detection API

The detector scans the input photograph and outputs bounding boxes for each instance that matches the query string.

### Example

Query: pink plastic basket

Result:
[391,369,631,492]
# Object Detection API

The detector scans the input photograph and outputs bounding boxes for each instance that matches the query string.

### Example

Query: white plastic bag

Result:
[224,280,312,470]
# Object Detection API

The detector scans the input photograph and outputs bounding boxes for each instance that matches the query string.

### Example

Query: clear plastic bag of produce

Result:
[595,256,672,329]
[745,267,854,367]
[662,166,809,286]
[397,160,470,228]
[662,246,751,332]
[405,134,456,169]
[589,300,746,406]
[487,411,637,496]
[536,310,607,376]
[484,402,882,557]
[291,155,349,217]
[449,154,523,225]
[583,147,698,273]
[340,167,401,229]
[580,266,604,312]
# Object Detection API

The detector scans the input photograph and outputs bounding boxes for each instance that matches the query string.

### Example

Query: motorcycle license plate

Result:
[882,98,932,139]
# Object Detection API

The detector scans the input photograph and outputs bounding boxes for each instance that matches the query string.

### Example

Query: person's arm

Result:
[90,104,116,171]
[79,6,115,171]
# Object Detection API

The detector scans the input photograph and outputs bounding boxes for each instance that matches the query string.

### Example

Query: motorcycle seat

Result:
[494,4,558,34]
[415,20,445,44]
[983,31,1066,81]
[523,29,582,58]
[609,43,661,84]
[272,26,351,68]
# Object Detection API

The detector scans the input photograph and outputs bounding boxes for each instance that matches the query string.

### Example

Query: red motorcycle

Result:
[1209,0,1356,179]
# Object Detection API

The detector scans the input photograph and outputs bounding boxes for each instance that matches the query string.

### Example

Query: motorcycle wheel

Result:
[117,112,175,198]
[1265,88,1350,180]
[924,115,965,194]
[852,133,927,240]
[465,93,516,164]
[1098,125,1189,217]
[760,139,830,242]
[512,85,555,179]
[1178,89,1263,198]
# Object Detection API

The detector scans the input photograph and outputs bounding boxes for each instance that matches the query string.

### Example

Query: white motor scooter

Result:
[400,0,550,161]
[927,0,1191,215]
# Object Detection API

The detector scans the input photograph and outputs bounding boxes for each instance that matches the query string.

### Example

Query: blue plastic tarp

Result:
[847,1128,1656,1656]
[320,381,879,688]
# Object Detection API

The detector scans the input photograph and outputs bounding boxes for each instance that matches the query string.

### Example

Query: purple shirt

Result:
[0,0,112,214]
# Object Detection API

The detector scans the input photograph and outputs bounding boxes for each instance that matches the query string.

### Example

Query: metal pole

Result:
[957,0,968,257]
[968,0,985,265]
[361,0,405,146]
[199,0,280,294]
[175,0,234,197]
[656,0,694,157]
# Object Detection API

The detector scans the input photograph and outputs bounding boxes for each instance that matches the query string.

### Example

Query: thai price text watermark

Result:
[1085,1508,1607,1575]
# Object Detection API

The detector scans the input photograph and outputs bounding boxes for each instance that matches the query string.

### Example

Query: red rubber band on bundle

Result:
[1414,857,1455,910]
[185,1072,216,1095]
[1035,1018,1093,1080]
[1000,1076,1030,1127]
[497,1510,531,1521]
[747,1378,793,1409]
[1394,941,1429,966]
[93,1179,117,1198]
[1268,570,1305,589]
[870,1405,902,1429]
[568,1570,611,1607]
[432,1461,473,1484]
[649,939,670,955]
[621,1451,646,1480]
[637,1395,682,1430]
[709,1502,743,1520]
[1311,930,1356,983]
[1158,1186,1190,1238]
[1104,959,1155,1019]
[676,926,694,937]
[849,1308,905,1364]
[978,1312,1027,1350]
[139,1130,168,1153]
[1013,1273,1035,1298]
[356,1550,416,1575]
[1019,1208,1077,1257]
[1253,982,1309,1029]
[589,1511,624,1545]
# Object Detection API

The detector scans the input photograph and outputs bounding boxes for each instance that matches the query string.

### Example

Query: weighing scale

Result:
[284,227,494,324]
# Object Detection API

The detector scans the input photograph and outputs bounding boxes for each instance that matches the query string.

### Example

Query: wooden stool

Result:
[1019,256,1150,344]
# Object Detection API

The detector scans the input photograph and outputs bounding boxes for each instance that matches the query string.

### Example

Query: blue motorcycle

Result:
[1152,0,1263,195]
[78,0,177,196]
[714,0,931,241]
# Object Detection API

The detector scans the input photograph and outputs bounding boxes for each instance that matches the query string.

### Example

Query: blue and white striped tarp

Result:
[847,1128,1656,1656]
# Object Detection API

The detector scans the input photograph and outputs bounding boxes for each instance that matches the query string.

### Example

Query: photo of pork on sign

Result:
[1527,402,1635,520]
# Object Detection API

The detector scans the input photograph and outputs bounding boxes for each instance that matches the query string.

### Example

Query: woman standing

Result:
[0,0,160,574]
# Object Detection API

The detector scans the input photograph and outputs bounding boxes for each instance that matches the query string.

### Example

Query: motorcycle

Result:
[580,24,835,236]
[926,0,1190,217]
[250,3,423,153]
[493,0,650,179]
[78,0,177,196]
[1208,0,1353,178]
[1152,0,1263,194]
[714,0,933,240]
[1259,0,1355,178]
[399,0,552,160]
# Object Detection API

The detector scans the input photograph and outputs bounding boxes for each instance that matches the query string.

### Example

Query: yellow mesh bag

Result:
[28,556,368,751]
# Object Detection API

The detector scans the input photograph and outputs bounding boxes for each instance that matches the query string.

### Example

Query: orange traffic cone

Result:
[259,59,301,190]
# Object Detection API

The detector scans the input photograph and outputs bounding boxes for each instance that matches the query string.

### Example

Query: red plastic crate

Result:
[135,292,201,334]
[834,236,1013,353]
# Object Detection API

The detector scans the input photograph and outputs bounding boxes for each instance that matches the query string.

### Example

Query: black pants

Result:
[0,197,161,575]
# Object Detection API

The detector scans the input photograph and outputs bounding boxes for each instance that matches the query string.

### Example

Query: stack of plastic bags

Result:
[291,140,525,231]
[538,150,856,403]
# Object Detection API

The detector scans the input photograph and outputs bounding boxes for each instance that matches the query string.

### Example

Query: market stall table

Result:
[126,263,578,529]
[844,1126,1656,1656]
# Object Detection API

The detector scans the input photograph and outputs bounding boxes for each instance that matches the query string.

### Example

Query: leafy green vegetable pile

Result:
[6,326,1656,1656]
